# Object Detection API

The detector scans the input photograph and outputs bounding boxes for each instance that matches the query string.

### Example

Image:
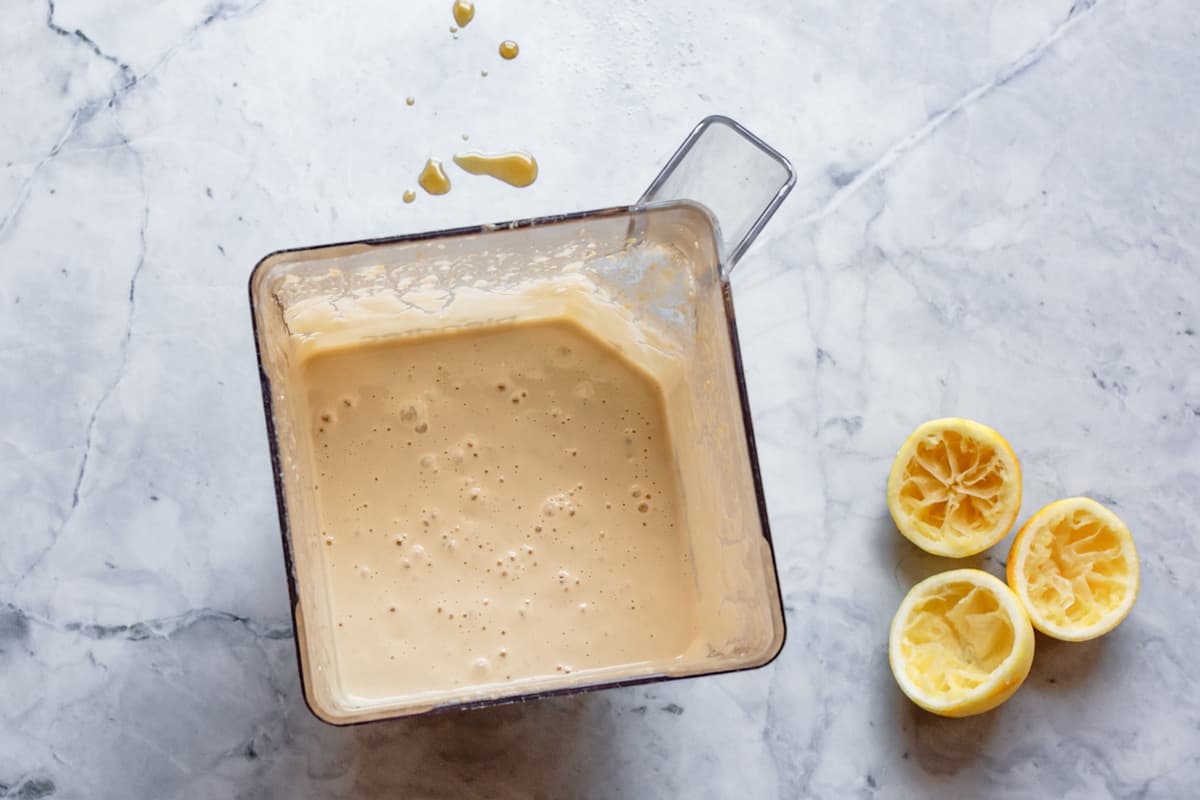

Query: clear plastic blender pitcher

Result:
[250,116,795,723]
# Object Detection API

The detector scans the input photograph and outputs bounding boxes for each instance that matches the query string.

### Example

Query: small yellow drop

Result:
[405,96,415,106]
[403,190,416,204]
[498,40,519,60]
[453,150,538,188]
[418,159,451,195]
[452,0,475,28]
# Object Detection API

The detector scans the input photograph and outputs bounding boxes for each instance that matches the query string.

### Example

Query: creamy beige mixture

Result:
[256,212,786,721]
[302,319,701,701]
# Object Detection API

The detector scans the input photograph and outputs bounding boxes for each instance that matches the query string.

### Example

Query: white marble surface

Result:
[2,0,1199,796]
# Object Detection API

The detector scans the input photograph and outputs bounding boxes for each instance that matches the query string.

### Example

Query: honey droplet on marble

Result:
[418,159,451,195]
[452,0,475,28]
[405,96,415,106]
[403,190,416,204]
[453,151,538,188]
[498,40,519,60]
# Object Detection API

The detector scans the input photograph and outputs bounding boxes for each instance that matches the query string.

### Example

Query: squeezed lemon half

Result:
[1007,497,1139,642]
[889,569,1035,717]
[887,418,1022,558]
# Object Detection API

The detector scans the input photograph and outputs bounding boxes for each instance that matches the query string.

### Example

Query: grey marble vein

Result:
[2,0,1199,797]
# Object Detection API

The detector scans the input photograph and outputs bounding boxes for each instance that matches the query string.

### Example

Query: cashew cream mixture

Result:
[302,319,701,701]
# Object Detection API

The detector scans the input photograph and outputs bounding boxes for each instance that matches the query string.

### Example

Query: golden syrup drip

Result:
[498,40,519,60]
[453,151,538,188]
[452,0,475,28]
[403,190,416,204]
[418,159,451,195]
[405,96,415,106]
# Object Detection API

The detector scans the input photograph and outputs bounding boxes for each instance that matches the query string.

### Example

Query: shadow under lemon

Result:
[874,512,993,592]
[1026,630,1113,694]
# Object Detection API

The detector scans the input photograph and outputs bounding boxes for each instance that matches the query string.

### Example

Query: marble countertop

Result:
[3,0,1199,796]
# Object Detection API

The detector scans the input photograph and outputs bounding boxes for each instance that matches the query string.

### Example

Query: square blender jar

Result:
[250,116,795,723]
